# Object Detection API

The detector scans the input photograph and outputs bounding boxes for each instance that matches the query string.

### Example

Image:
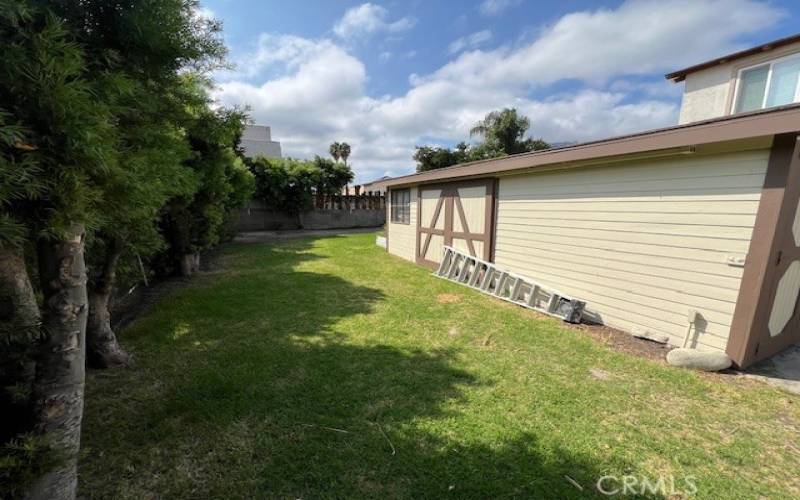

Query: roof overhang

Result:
[665,33,800,82]
[385,104,800,189]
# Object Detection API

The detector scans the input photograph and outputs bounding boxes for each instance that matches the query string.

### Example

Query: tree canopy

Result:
[0,1,254,497]
[249,155,353,214]
[414,108,550,172]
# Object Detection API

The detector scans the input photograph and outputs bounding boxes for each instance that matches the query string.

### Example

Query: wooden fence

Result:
[314,192,385,211]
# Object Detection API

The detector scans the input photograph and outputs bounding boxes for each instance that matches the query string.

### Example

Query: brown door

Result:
[416,179,495,268]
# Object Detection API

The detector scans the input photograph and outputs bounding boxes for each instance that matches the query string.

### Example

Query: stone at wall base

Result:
[666,348,732,372]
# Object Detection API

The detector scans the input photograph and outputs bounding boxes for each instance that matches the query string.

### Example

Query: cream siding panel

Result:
[424,234,445,263]
[494,150,770,352]
[454,186,486,233]
[498,200,761,215]
[473,240,484,259]
[420,189,444,230]
[452,238,484,259]
[387,187,417,262]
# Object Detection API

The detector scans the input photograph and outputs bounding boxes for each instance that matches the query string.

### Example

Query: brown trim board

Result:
[384,187,390,251]
[385,104,800,189]
[415,179,495,268]
[727,133,800,368]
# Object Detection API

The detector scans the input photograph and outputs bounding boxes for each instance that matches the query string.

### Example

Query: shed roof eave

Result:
[384,104,800,188]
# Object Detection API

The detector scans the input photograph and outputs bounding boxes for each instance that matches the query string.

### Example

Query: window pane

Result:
[736,65,769,113]
[390,189,410,223]
[766,58,800,107]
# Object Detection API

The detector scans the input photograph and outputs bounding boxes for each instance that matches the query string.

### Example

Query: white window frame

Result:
[732,52,800,114]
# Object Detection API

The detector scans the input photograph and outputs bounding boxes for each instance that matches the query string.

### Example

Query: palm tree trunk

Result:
[86,237,128,369]
[0,245,41,442]
[28,224,88,500]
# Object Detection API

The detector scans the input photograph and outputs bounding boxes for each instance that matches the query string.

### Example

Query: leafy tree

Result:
[413,145,465,172]
[470,108,550,155]
[161,85,254,276]
[315,156,354,195]
[0,3,118,496]
[1,0,241,496]
[42,0,227,369]
[414,108,550,172]
[249,155,353,213]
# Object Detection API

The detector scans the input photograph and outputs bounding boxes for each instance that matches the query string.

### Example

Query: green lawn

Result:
[80,233,800,499]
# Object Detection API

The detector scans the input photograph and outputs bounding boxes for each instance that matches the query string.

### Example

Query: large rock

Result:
[666,348,732,372]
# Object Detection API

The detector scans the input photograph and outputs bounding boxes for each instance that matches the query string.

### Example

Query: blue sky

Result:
[206,0,799,183]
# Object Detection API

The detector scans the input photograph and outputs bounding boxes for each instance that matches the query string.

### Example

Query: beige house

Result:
[668,34,800,123]
[384,36,800,369]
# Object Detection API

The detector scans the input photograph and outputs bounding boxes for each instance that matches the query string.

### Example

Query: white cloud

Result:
[479,0,522,17]
[448,30,493,54]
[424,0,783,89]
[333,3,415,40]
[214,0,785,183]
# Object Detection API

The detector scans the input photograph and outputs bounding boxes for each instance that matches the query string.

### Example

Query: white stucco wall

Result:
[242,124,283,158]
[677,41,800,124]
[678,65,732,124]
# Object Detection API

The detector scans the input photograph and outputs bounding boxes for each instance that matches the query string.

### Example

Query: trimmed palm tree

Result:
[339,142,351,166]
[329,142,341,162]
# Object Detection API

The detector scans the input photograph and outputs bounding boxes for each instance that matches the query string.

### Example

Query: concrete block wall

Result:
[235,200,385,232]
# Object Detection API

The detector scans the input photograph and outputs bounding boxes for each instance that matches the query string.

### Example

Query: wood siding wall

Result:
[493,149,770,351]
[387,187,417,261]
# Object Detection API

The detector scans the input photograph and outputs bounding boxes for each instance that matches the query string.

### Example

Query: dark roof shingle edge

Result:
[665,33,800,82]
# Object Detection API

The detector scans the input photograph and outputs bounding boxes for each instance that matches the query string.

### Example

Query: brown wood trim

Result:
[452,196,477,256]
[420,232,432,262]
[385,188,390,251]
[385,105,800,189]
[416,178,496,265]
[419,228,488,240]
[415,186,422,264]
[428,195,445,232]
[488,178,498,262]
[416,190,445,266]
[727,133,800,367]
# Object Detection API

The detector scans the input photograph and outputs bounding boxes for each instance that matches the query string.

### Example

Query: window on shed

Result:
[735,55,800,113]
[390,189,410,224]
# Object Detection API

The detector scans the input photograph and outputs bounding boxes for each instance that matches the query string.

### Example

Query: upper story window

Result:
[734,54,800,113]
[390,188,410,224]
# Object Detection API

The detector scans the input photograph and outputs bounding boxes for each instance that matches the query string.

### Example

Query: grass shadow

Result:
[80,235,660,498]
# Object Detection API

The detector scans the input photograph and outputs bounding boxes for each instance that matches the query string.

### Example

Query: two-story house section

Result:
[667,34,800,124]
[241,124,283,159]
